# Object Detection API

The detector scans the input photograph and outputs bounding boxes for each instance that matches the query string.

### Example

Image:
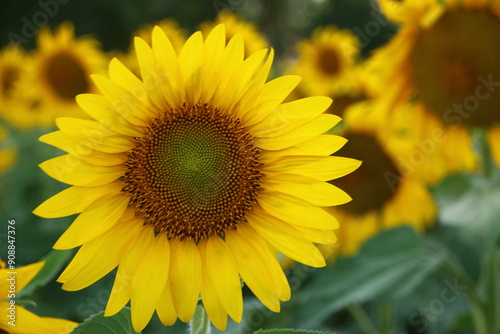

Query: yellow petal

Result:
[255,114,340,151]
[131,234,170,332]
[264,156,361,181]
[218,49,268,113]
[33,181,123,218]
[39,155,124,187]
[152,26,185,108]
[169,239,202,322]
[293,225,338,244]
[0,262,45,294]
[109,57,163,112]
[198,240,228,331]
[267,135,347,158]
[54,193,130,249]
[91,74,153,127]
[200,24,226,103]
[252,96,332,137]
[247,207,325,267]
[76,94,144,137]
[225,224,290,312]
[40,131,127,167]
[262,174,352,206]
[56,117,135,153]
[209,32,245,108]
[178,32,203,105]
[203,237,242,323]
[58,216,143,291]
[105,227,154,317]
[3,304,77,334]
[156,281,178,326]
[241,74,301,127]
[134,37,168,111]
[237,48,274,119]
[258,192,338,230]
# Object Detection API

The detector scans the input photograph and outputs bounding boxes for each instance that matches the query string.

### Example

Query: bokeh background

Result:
[1,0,500,333]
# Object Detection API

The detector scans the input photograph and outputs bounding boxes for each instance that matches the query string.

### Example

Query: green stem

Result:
[442,260,488,334]
[377,302,394,334]
[485,247,499,333]
[478,128,494,179]
[347,303,378,334]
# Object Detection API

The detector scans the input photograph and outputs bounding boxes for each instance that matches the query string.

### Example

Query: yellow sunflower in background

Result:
[0,126,16,175]
[135,19,187,52]
[325,103,436,256]
[0,44,59,129]
[34,24,360,331]
[287,26,360,97]
[31,22,107,119]
[372,0,500,169]
[0,45,26,107]
[199,10,269,58]
[0,260,77,334]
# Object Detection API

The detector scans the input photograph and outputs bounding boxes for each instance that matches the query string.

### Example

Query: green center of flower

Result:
[44,52,90,100]
[317,47,341,76]
[331,132,401,215]
[124,103,263,241]
[410,9,500,127]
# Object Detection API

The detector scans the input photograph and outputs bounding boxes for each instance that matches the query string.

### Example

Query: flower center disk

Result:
[317,47,341,76]
[331,132,401,215]
[410,9,500,127]
[44,52,90,100]
[124,104,263,241]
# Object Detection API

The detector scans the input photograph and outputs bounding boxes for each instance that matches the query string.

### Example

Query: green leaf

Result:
[18,249,74,297]
[296,226,444,327]
[432,169,500,254]
[70,307,138,334]
[254,329,335,334]
[190,304,211,334]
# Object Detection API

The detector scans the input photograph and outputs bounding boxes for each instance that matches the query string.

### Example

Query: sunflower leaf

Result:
[70,307,138,334]
[295,226,445,327]
[17,249,74,297]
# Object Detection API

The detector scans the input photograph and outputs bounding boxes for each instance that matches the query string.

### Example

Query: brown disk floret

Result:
[123,103,263,241]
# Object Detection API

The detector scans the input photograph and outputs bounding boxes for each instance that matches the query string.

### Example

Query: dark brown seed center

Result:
[331,132,401,215]
[44,52,90,100]
[317,47,342,76]
[410,9,500,127]
[123,103,263,241]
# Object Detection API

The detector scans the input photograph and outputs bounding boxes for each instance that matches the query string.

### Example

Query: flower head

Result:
[34,24,360,331]
[371,0,500,169]
[31,22,106,119]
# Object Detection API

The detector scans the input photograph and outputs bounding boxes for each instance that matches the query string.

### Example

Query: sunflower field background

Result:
[1,0,500,333]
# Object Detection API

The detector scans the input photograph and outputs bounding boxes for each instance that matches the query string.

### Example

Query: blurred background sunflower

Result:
[1,0,500,333]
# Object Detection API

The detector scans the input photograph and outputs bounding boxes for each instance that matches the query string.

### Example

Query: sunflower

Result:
[325,102,436,256]
[0,260,78,334]
[199,10,269,58]
[0,126,16,175]
[371,0,500,170]
[31,22,106,119]
[0,44,58,129]
[0,45,26,107]
[34,25,360,331]
[287,26,361,97]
